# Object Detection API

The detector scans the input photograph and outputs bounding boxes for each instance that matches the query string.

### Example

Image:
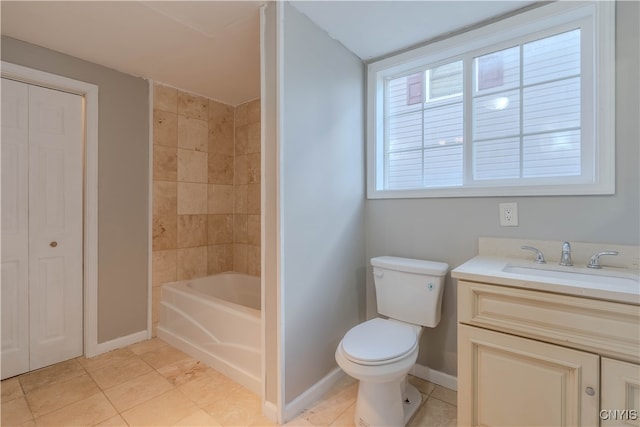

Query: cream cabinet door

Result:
[458,324,600,427]
[601,358,640,427]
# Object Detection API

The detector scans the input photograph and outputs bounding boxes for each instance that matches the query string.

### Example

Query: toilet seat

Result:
[341,318,417,365]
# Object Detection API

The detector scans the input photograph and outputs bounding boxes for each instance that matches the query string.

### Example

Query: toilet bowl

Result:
[336,256,448,426]
[335,318,423,426]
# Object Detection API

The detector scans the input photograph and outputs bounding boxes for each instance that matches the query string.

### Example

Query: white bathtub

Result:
[157,273,261,394]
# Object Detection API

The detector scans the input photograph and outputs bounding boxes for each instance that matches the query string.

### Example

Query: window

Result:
[368,1,615,198]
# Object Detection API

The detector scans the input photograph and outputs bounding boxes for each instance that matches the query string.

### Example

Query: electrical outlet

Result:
[499,202,518,226]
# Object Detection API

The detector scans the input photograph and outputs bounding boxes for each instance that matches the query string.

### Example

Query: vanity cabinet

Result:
[456,280,640,427]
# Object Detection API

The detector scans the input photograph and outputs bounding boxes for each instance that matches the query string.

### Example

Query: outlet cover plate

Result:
[499,202,518,226]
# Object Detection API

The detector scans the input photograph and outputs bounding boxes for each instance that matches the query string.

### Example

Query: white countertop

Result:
[452,255,640,305]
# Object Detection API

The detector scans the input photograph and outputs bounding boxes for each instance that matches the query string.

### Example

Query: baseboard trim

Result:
[283,367,345,423]
[410,363,457,391]
[89,330,148,358]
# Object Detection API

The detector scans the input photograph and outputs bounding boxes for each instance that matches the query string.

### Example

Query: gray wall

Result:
[2,36,150,343]
[365,0,640,377]
[280,2,366,403]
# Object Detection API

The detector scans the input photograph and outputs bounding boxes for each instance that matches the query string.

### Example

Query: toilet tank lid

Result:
[371,256,449,276]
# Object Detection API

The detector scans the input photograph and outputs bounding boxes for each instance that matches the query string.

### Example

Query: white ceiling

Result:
[2,1,537,106]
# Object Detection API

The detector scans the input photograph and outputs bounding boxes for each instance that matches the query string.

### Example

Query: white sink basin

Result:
[502,265,640,290]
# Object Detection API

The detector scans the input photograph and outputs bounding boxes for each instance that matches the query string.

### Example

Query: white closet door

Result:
[1,78,30,379]
[28,83,84,371]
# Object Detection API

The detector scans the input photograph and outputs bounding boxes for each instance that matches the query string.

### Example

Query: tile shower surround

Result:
[151,84,261,335]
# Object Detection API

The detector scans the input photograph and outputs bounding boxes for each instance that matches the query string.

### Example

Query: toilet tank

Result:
[371,256,449,327]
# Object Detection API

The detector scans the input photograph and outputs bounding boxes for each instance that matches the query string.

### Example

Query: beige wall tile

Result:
[177,215,208,248]
[208,184,234,214]
[152,249,177,286]
[153,145,177,181]
[247,215,260,246]
[247,99,260,124]
[247,152,260,184]
[208,214,233,245]
[233,244,248,274]
[178,116,208,152]
[235,103,248,127]
[207,244,233,275]
[233,214,248,244]
[153,181,177,217]
[209,100,234,124]
[209,101,234,156]
[247,183,260,215]
[234,184,247,214]
[247,246,261,277]
[154,84,177,113]
[208,152,234,185]
[177,91,208,120]
[177,149,208,183]
[235,154,248,185]
[235,125,248,155]
[177,247,208,280]
[152,215,177,251]
[153,110,178,147]
[247,122,261,154]
[178,183,208,215]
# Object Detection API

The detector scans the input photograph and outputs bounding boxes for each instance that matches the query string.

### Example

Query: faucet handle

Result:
[521,246,546,264]
[560,241,573,266]
[587,251,619,269]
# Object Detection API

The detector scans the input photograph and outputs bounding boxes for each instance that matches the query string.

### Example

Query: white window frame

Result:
[367,1,615,199]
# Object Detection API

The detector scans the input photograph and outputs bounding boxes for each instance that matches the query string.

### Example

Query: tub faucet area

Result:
[560,241,573,266]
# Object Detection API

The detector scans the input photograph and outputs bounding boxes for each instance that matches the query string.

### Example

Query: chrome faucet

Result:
[587,251,619,269]
[559,242,572,266]
[521,246,546,264]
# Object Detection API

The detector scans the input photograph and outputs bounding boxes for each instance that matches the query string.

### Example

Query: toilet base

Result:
[353,377,422,426]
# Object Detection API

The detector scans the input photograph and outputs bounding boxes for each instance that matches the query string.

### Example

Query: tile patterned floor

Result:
[1,338,456,426]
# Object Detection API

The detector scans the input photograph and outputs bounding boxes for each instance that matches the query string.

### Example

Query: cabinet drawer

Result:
[458,280,640,363]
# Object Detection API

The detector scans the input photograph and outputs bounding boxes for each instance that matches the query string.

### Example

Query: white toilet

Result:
[335,256,449,426]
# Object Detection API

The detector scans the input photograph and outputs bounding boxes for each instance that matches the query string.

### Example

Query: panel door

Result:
[1,78,30,379]
[27,83,84,371]
[601,358,640,427]
[458,324,600,427]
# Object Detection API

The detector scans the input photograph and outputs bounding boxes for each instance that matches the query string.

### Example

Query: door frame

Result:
[1,61,101,358]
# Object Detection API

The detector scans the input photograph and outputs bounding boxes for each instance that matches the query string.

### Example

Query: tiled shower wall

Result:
[151,83,261,334]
